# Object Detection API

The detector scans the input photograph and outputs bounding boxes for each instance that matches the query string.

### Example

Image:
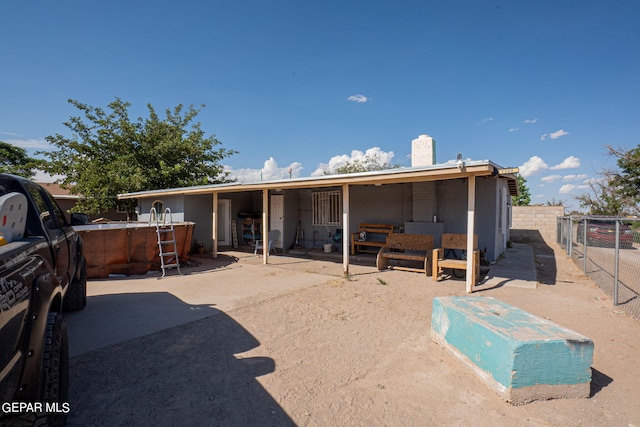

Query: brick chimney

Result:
[411,134,436,167]
[409,134,437,222]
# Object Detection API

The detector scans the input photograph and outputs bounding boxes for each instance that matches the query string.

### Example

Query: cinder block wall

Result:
[511,206,565,244]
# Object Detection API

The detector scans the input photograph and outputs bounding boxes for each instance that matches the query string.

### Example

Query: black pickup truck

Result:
[1,173,88,426]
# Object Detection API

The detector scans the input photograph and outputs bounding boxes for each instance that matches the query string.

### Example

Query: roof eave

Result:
[117,163,498,200]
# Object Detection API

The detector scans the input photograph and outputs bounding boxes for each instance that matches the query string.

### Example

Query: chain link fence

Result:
[557,216,640,319]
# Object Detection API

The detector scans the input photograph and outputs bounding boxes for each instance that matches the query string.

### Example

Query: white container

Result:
[323,244,332,253]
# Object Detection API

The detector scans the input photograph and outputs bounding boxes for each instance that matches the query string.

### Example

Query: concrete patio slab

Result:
[65,244,538,357]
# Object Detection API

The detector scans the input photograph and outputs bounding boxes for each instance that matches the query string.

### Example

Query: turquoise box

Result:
[431,296,594,405]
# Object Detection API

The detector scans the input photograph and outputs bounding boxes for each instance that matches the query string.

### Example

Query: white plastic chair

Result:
[254,229,280,255]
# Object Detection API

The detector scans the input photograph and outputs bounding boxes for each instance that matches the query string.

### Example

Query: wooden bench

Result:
[351,223,394,255]
[376,233,433,275]
[432,233,480,285]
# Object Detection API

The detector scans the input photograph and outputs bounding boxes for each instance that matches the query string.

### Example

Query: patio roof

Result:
[118,159,518,199]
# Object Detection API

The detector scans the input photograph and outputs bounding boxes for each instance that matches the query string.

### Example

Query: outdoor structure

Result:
[118,135,519,293]
[40,182,129,221]
[511,205,565,245]
[75,221,195,278]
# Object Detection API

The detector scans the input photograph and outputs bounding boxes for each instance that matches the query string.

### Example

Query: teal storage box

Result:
[431,296,594,405]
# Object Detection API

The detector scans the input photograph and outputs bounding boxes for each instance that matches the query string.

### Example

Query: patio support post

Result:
[212,192,218,259]
[466,176,476,293]
[343,184,350,276]
[263,189,269,264]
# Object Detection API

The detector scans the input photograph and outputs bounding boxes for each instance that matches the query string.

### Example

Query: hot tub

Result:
[74,222,195,278]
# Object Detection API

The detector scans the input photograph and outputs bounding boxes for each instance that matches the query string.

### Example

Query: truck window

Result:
[43,189,69,226]
[26,186,63,239]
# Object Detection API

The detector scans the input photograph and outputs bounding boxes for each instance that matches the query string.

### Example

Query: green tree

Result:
[511,175,531,206]
[575,177,625,215]
[576,145,639,216]
[324,153,398,175]
[0,141,37,178]
[545,198,564,207]
[39,98,237,215]
[609,145,640,214]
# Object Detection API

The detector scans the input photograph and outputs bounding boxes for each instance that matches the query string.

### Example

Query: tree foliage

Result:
[609,145,640,213]
[0,141,37,178]
[576,145,640,216]
[511,174,531,206]
[324,153,398,175]
[39,98,237,215]
[545,198,564,207]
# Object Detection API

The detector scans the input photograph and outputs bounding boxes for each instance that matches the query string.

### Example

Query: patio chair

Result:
[255,229,280,255]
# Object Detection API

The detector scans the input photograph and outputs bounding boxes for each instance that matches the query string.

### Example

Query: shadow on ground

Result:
[68,292,293,426]
[511,229,558,285]
[590,368,614,398]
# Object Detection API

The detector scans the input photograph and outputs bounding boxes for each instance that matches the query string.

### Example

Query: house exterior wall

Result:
[436,179,468,234]
[435,177,509,262]
[54,198,128,221]
[185,194,213,250]
[491,179,511,260]
[138,195,185,222]
[293,184,411,249]
[129,174,513,260]
[348,183,412,229]
[412,181,436,221]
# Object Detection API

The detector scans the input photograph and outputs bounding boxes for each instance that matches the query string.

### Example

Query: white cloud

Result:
[550,156,580,170]
[518,156,549,177]
[558,183,589,195]
[477,117,494,125]
[311,147,395,176]
[550,129,569,139]
[509,127,519,132]
[562,174,588,181]
[5,138,51,150]
[541,175,562,183]
[519,155,580,177]
[347,94,368,103]
[541,129,570,140]
[226,157,303,183]
[559,184,576,194]
[524,118,539,124]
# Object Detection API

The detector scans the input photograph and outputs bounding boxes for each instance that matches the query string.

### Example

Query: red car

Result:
[578,220,634,249]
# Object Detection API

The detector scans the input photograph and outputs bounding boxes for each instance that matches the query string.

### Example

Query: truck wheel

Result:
[35,313,69,427]
[63,257,86,312]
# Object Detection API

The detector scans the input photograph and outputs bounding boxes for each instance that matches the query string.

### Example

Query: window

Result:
[116,203,127,214]
[151,200,164,222]
[26,186,60,238]
[312,190,341,226]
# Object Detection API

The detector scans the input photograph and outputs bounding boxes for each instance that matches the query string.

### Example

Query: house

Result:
[118,135,519,292]
[40,182,129,221]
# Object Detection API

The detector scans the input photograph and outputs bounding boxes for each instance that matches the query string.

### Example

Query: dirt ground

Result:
[67,242,640,427]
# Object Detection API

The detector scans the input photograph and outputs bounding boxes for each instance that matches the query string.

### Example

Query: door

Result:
[270,194,284,249]
[217,199,231,246]
[26,185,71,285]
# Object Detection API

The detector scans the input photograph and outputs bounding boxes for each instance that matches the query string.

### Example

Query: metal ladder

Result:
[150,207,182,278]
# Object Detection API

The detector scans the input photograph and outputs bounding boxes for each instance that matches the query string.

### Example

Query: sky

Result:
[1,1,639,211]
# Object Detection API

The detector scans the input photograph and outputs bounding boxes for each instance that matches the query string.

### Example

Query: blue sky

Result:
[1,1,639,210]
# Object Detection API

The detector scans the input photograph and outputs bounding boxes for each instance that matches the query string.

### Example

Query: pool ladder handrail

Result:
[149,207,182,278]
